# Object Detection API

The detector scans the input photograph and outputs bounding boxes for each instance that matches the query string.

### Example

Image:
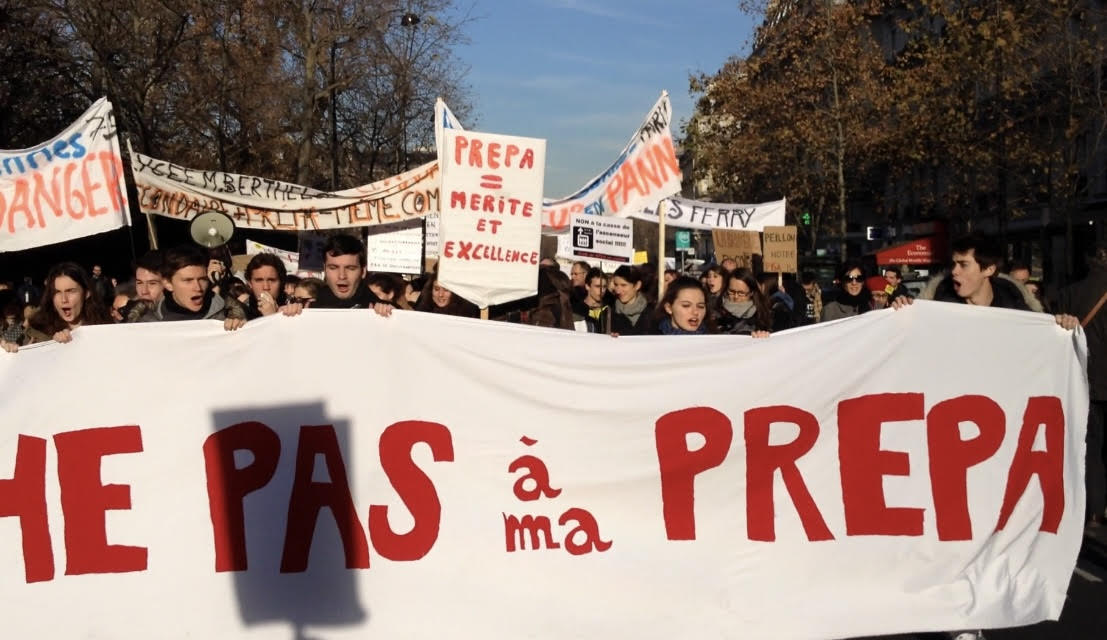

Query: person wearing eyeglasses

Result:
[820,260,873,322]
[290,277,324,309]
[715,269,772,335]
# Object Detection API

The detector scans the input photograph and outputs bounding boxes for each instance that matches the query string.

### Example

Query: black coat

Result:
[1058,267,1107,401]
[926,274,1032,311]
[313,280,385,309]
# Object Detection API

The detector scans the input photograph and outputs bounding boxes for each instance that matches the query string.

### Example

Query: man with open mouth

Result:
[312,234,392,312]
[137,245,247,330]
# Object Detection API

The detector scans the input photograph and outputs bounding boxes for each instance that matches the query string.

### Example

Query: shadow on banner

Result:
[208,402,367,639]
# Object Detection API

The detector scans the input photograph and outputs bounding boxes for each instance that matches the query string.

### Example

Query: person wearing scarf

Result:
[609,265,653,335]
[137,245,247,330]
[821,260,873,322]
[715,269,773,335]
[654,276,712,335]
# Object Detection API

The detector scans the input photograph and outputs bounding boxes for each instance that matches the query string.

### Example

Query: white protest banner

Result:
[132,153,439,231]
[0,304,1086,639]
[635,196,787,231]
[366,220,423,274]
[245,239,300,274]
[543,92,682,233]
[0,98,130,252]
[567,213,634,263]
[438,129,545,307]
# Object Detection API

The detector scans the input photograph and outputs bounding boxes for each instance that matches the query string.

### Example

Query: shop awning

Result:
[875,236,946,266]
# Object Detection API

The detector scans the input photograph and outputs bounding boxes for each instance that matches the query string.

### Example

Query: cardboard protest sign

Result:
[0,98,130,251]
[0,304,1087,639]
[132,153,439,231]
[543,93,682,233]
[712,229,761,267]
[438,129,545,308]
[762,225,799,273]
[568,214,634,263]
[636,196,786,231]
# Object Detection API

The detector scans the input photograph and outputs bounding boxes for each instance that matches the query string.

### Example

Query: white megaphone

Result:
[189,211,235,248]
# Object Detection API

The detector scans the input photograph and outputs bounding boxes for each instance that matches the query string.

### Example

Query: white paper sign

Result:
[245,239,299,273]
[568,213,634,263]
[366,221,423,274]
[0,304,1087,639]
[0,98,130,251]
[438,129,546,307]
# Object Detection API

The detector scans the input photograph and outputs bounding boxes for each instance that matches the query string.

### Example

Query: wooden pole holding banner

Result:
[657,198,667,300]
[481,308,489,320]
[126,139,159,250]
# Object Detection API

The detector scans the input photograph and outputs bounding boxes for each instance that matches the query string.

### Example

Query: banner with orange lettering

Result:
[0,303,1087,639]
[542,92,682,233]
[0,98,130,252]
[131,152,439,232]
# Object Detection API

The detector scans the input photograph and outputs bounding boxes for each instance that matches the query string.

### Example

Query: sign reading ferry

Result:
[437,129,546,308]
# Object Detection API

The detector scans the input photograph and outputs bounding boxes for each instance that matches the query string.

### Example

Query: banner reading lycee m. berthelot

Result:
[0,303,1087,640]
[131,152,439,231]
[438,128,545,308]
[0,98,130,252]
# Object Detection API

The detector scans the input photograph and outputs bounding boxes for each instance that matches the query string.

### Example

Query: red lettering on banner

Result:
[996,396,1066,533]
[368,421,455,561]
[202,421,281,572]
[281,425,370,572]
[453,135,535,170]
[745,406,833,542]
[927,396,1005,541]
[509,437,562,501]
[838,393,925,536]
[655,407,733,540]
[559,508,612,555]
[54,426,146,575]
[0,435,54,583]
[81,154,107,217]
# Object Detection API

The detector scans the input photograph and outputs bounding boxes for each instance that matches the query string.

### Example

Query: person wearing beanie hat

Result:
[866,275,891,309]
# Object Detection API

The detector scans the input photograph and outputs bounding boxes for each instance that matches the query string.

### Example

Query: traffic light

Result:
[800,211,812,226]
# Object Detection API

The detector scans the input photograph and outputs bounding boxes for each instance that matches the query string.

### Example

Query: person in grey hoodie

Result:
[137,245,247,330]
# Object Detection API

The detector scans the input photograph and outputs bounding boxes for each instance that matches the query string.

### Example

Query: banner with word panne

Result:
[0,303,1086,639]
[131,152,439,231]
[438,129,545,307]
[0,98,130,252]
[542,92,682,233]
[634,196,787,231]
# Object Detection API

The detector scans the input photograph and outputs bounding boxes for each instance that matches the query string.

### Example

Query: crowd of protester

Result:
[0,232,1103,538]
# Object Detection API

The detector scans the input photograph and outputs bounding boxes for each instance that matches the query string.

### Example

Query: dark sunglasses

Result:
[844,275,865,283]
[289,296,314,305]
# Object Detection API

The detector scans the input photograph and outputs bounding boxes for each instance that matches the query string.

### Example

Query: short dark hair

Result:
[801,271,818,286]
[245,253,287,283]
[324,234,366,267]
[585,267,605,287]
[160,245,208,279]
[612,265,642,285]
[1007,261,1030,274]
[951,233,1003,272]
[134,250,163,275]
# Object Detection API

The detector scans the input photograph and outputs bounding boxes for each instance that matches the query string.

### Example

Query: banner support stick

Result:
[126,140,159,250]
[480,307,489,320]
[657,198,667,300]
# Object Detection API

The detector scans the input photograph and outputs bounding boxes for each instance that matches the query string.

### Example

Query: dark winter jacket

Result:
[1058,266,1107,401]
[137,292,246,322]
[313,280,385,309]
[919,272,1041,312]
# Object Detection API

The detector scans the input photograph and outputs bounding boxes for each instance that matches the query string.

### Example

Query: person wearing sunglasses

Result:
[821,260,872,322]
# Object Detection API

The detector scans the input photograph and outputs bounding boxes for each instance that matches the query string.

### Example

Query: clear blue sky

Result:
[457,0,757,197]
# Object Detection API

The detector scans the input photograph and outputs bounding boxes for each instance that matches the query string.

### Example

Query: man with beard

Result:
[137,245,246,330]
